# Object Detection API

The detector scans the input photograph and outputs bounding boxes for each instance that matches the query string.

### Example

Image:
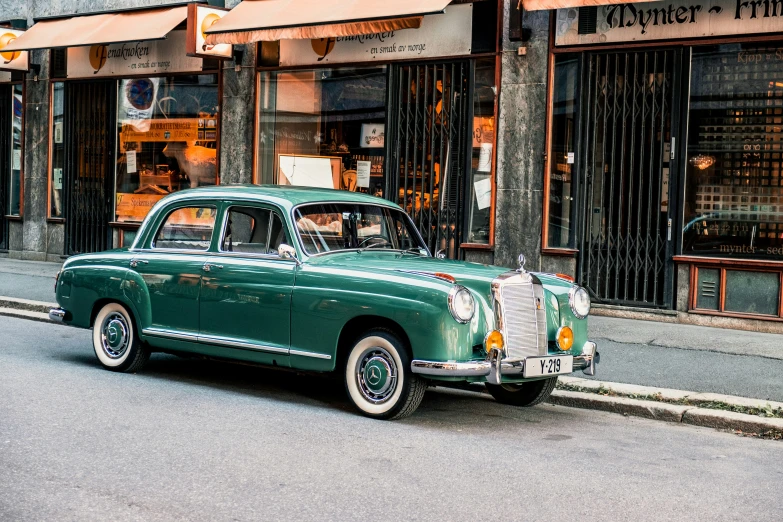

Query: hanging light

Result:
[689,154,716,170]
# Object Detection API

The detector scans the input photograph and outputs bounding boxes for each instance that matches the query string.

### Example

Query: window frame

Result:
[5,81,24,220]
[149,204,218,253]
[47,81,65,221]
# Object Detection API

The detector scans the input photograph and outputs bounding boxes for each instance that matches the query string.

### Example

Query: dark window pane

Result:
[724,270,780,316]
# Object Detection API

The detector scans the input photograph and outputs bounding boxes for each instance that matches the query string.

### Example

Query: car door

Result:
[198,204,296,366]
[128,204,218,341]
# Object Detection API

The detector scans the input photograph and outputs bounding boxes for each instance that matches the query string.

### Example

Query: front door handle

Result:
[129,259,149,268]
[203,262,224,272]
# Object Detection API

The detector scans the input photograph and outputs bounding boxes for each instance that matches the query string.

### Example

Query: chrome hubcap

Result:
[100,312,130,359]
[356,348,397,404]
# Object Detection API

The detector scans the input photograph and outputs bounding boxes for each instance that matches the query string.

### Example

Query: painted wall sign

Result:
[186,4,232,59]
[0,28,29,72]
[556,0,783,46]
[67,31,204,78]
[280,4,473,66]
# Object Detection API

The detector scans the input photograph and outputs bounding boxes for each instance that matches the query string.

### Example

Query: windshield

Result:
[294,203,428,256]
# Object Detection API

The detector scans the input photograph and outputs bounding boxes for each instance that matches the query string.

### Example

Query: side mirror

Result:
[278,244,299,262]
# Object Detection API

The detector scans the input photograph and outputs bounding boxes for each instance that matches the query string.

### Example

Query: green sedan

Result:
[50,185,599,419]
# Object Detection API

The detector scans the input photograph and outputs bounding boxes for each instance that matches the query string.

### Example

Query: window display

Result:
[684,44,783,260]
[50,82,64,218]
[465,58,497,245]
[9,84,22,216]
[115,75,219,223]
[257,67,387,196]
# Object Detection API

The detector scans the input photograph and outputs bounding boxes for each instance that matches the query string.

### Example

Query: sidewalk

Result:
[1,256,781,401]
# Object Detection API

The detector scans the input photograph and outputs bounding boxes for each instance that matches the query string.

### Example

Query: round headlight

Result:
[448,285,475,323]
[569,286,591,319]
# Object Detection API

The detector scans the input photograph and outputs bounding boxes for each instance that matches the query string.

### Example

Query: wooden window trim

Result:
[686,262,783,319]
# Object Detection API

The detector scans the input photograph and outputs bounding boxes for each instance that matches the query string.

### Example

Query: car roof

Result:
[161,184,401,211]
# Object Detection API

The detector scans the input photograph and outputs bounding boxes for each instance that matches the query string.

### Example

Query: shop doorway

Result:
[388,61,471,259]
[576,50,682,308]
[0,85,11,250]
[63,81,117,255]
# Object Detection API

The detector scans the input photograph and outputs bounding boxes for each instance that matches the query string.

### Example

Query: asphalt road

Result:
[1,316,781,521]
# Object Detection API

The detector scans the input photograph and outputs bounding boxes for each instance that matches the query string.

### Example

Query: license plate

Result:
[523,355,573,378]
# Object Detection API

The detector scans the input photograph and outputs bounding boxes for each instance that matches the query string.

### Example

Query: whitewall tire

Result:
[344,329,426,420]
[92,302,150,373]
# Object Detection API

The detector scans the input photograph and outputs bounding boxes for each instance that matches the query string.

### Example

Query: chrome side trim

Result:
[289,349,333,360]
[142,328,199,342]
[49,308,66,322]
[196,334,289,355]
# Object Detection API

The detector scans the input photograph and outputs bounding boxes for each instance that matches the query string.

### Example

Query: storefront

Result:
[544,0,783,320]
[0,25,26,251]
[4,4,230,254]
[207,0,501,259]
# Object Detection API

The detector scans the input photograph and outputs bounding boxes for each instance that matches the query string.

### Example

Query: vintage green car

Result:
[50,185,599,419]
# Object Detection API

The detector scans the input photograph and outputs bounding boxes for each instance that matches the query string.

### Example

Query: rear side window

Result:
[153,206,216,251]
[221,206,290,256]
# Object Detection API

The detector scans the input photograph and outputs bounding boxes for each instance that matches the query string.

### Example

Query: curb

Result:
[0,307,52,323]
[0,296,56,314]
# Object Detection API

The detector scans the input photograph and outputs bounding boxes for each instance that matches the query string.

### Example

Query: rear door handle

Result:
[203,262,224,272]
[129,259,148,268]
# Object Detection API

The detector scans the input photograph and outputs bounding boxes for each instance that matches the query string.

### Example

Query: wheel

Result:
[344,329,426,420]
[92,302,150,373]
[485,377,558,407]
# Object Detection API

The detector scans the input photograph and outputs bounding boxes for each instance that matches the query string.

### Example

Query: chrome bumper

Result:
[49,308,67,322]
[411,341,600,384]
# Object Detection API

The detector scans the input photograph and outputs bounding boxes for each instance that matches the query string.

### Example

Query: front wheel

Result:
[92,302,150,373]
[344,329,426,420]
[485,377,558,407]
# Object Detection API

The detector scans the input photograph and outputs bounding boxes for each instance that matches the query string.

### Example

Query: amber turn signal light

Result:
[556,326,574,351]
[484,330,504,353]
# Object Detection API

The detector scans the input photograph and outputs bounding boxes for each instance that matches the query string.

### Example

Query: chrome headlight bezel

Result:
[448,285,475,324]
[569,285,591,319]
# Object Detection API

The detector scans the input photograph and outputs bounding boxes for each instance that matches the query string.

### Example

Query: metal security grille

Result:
[389,61,470,259]
[577,51,678,307]
[0,85,10,250]
[64,81,116,255]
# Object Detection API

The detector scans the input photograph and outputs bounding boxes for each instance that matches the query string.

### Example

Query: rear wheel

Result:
[92,302,150,373]
[344,329,426,420]
[485,377,558,407]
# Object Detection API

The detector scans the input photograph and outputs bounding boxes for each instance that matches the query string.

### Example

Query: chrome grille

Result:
[494,273,548,360]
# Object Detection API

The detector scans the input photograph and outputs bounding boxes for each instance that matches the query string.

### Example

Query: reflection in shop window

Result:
[115,75,219,223]
[256,67,387,197]
[466,58,496,245]
[547,54,579,249]
[684,45,783,260]
[50,82,64,218]
[9,84,22,216]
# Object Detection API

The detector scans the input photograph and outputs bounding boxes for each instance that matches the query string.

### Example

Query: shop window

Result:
[683,45,783,260]
[115,75,219,223]
[153,206,216,251]
[465,58,496,245]
[50,82,64,218]
[256,67,387,197]
[545,54,579,249]
[8,84,22,216]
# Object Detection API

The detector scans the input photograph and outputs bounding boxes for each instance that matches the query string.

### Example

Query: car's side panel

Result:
[289,265,474,372]
[58,263,139,329]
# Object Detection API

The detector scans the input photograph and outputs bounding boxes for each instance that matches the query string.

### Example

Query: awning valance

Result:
[523,0,657,11]
[204,0,452,45]
[2,6,188,52]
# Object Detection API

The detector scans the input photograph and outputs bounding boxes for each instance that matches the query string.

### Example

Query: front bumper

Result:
[49,308,67,322]
[411,341,599,384]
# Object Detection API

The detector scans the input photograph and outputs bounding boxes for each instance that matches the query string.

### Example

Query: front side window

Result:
[294,203,425,256]
[153,206,216,251]
[684,44,783,260]
[221,206,290,255]
[115,75,219,223]
[257,67,387,197]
